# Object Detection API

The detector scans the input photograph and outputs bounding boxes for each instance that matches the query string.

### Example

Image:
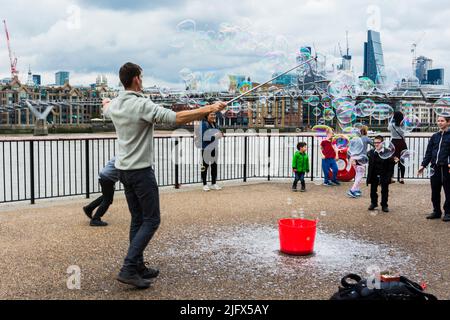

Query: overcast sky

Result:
[1,0,449,89]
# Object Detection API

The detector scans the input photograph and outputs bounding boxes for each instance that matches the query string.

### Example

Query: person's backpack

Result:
[330,274,438,301]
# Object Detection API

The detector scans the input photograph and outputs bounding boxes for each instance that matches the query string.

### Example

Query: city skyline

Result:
[1,0,449,89]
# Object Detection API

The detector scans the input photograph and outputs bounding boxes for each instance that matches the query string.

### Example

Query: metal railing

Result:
[0,134,433,204]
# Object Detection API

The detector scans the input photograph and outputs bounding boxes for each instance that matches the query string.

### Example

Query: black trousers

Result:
[430,165,450,215]
[119,167,161,271]
[201,149,218,186]
[370,176,389,207]
[85,178,115,220]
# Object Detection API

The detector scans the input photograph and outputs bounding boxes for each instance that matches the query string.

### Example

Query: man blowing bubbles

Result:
[103,62,226,289]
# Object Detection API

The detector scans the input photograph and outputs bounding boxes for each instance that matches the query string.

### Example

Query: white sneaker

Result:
[211,184,222,191]
[203,185,210,192]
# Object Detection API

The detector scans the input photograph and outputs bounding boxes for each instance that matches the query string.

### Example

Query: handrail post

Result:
[174,137,180,189]
[243,136,248,182]
[85,139,90,199]
[30,141,35,205]
[267,134,271,181]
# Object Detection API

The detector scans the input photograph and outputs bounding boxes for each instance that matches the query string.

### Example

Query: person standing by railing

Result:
[321,128,340,187]
[418,116,450,222]
[103,62,226,289]
[389,111,408,184]
[199,112,223,191]
[83,156,118,227]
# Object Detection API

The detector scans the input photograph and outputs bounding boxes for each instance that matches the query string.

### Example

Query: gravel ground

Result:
[0,180,449,300]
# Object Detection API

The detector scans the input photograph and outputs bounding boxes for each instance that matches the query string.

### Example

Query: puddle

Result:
[158,224,416,278]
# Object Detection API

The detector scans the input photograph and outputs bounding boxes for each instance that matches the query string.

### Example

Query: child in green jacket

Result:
[292,142,310,192]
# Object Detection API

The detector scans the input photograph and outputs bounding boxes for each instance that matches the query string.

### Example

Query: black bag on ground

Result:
[330,274,438,301]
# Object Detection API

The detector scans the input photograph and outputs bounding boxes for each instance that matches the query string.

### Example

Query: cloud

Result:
[0,0,449,88]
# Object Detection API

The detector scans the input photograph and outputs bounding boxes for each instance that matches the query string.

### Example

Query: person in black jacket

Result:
[418,116,450,221]
[367,136,399,213]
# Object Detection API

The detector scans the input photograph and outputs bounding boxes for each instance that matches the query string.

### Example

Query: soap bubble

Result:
[402,114,420,133]
[375,67,401,94]
[334,135,350,150]
[312,125,331,136]
[336,101,356,124]
[434,98,450,117]
[358,77,376,95]
[229,103,242,114]
[179,68,195,82]
[306,96,320,107]
[337,159,347,171]
[331,97,351,110]
[401,102,415,115]
[238,81,252,94]
[328,71,358,98]
[400,150,417,167]
[342,126,361,136]
[312,107,322,117]
[353,154,369,165]
[371,104,394,121]
[348,137,365,156]
[323,108,335,121]
[358,99,376,117]
[377,141,396,160]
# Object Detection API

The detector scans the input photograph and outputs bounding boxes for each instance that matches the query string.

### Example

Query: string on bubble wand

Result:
[225,57,317,107]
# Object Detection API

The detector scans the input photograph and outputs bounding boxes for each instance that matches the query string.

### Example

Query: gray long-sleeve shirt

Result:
[105,91,177,170]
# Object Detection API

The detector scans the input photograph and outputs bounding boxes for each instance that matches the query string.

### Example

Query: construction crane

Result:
[3,19,19,79]
[411,32,426,78]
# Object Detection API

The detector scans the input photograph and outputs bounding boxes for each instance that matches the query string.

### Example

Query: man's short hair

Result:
[119,62,142,88]
[374,135,384,142]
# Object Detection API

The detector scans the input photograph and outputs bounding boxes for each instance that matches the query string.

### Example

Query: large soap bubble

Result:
[434,98,450,117]
[400,150,417,167]
[348,137,365,156]
[372,104,394,121]
[402,114,420,133]
[375,67,401,94]
[358,77,376,95]
[376,141,396,160]
[336,101,356,124]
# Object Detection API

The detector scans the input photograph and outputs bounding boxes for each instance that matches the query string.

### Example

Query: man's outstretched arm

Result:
[175,102,227,125]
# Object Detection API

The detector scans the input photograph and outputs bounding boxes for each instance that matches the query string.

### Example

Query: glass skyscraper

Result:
[363,30,386,83]
[55,71,70,86]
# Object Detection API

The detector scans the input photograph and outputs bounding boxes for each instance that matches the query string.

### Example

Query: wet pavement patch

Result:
[156,224,417,280]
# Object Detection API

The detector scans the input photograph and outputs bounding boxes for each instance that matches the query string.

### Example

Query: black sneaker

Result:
[300,187,306,193]
[382,206,389,213]
[117,271,151,289]
[368,204,378,211]
[442,214,450,222]
[90,219,108,227]
[426,213,442,220]
[330,181,341,186]
[292,187,298,192]
[83,206,92,220]
[137,262,160,279]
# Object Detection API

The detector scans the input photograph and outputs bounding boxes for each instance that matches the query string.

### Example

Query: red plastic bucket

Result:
[278,218,317,256]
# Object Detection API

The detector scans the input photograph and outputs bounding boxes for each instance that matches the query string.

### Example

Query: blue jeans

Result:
[293,172,305,189]
[119,167,161,272]
[322,158,338,184]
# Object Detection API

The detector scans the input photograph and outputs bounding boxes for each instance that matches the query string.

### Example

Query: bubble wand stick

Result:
[226,57,317,106]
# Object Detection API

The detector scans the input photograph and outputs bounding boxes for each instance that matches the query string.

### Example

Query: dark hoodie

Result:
[421,129,450,168]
